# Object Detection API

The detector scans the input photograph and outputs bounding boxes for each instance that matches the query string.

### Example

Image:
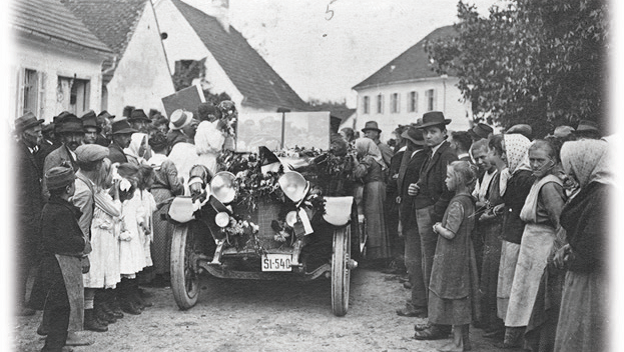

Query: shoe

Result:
[37,324,48,336]
[120,300,142,315]
[17,306,36,316]
[413,325,452,340]
[403,282,413,289]
[138,287,154,299]
[84,309,108,332]
[65,331,94,346]
[109,299,125,319]
[396,305,427,318]
[398,275,409,283]
[101,301,123,319]
[414,323,432,331]
[95,305,116,324]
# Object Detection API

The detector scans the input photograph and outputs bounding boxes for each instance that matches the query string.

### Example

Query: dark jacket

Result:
[14,140,45,254]
[108,142,128,164]
[414,140,458,222]
[501,169,535,244]
[42,145,78,199]
[95,134,111,147]
[560,182,610,273]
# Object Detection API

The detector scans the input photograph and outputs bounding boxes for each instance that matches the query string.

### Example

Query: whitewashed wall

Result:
[9,35,104,123]
[105,3,175,117]
[354,77,472,143]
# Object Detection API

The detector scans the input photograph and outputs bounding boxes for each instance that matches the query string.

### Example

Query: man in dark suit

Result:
[13,112,46,316]
[410,111,458,339]
[108,119,137,164]
[449,131,473,163]
[42,114,83,199]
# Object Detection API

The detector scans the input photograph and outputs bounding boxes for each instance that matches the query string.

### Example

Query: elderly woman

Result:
[504,140,567,349]
[353,138,390,265]
[124,133,149,165]
[553,139,610,352]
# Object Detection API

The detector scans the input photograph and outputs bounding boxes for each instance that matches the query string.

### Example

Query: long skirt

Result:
[429,292,473,326]
[83,209,120,289]
[497,240,521,322]
[554,270,607,352]
[478,220,503,328]
[363,181,390,260]
[151,188,174,275]
[505,223,556,327]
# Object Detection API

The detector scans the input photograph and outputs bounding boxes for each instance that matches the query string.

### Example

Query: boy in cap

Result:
[29,166,86,352]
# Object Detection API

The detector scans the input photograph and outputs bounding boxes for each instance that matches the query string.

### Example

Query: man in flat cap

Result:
[42,113,84,199]
[72,144,110,332]
[12,112,45,316]
[108,119,137,164]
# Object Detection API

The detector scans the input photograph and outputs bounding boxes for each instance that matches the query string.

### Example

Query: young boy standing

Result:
[30,167,86,352]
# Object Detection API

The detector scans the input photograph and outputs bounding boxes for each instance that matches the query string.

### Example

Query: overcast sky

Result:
[226,0,502,107]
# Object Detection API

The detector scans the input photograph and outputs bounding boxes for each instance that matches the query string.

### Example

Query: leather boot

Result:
[110,289,124,319]
[94,304,116,324]
[84,309,108,332]
[101,299,121,319]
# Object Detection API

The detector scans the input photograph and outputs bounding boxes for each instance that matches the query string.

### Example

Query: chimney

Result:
[182,0,229,32]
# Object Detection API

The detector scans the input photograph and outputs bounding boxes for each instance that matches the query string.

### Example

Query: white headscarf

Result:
[355,137,386,169]
[560,139,612,188]
[124,133,148,163]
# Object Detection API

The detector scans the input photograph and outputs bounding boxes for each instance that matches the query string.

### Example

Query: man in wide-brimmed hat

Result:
[12,112,46,316]
[468,122,494,142]
[166,109,197,148]
[108,119,137,164]
[42,113,84,199]
[407,112,458,341]
[362,120,392,167]
[80,110,101,145]
[127,108,151,133]
[506,124,533,141]
[575,119,601,139]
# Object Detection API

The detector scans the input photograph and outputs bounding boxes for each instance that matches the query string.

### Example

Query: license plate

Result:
[261,254,292,272]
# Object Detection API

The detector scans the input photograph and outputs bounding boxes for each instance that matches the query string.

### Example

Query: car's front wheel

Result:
[170,224,199,310]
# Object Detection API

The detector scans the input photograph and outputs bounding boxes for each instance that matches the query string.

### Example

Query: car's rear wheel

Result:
[331,225,351,316]
[170,224,199,310]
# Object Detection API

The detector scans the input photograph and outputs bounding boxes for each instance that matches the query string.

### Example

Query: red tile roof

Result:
[352,26,456,90]
[11,0,112,54]
[171,0,310,112]
[62,0,148,80]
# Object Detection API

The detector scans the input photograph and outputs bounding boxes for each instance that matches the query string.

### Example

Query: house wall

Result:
[353,77,472,143]
[9,35,105,124]
[106,2,175,117]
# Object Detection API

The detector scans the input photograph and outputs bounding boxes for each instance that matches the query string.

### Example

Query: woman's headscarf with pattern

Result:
[500,133,532,196]
[560,139,612,188]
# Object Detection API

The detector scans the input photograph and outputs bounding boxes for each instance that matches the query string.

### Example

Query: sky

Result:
[222,0,503,107]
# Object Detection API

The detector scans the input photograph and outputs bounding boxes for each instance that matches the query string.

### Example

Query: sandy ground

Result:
[13,269,518,352]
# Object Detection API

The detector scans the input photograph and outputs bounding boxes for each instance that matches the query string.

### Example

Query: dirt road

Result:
[14,269,514,352]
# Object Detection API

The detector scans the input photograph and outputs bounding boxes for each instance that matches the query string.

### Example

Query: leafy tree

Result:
[425,0,608,136]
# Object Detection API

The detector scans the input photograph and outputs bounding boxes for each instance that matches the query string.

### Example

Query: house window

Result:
[19,68,46,117]
[376,94,384,114]
[57,76,90,114]
[409,91,418,112]
[390,93,399,113]
[363,96,370,114]
[425,89,436,111]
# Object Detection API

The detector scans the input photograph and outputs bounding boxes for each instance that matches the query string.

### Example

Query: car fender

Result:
[322,196,354,227]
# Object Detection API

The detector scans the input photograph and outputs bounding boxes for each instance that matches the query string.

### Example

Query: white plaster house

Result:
[154,0,310,114]
[9,0,112,124]
[64,0,176,118]
[352,26,473,142]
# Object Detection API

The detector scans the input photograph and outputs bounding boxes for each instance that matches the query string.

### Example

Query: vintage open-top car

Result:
[165,111,364,316]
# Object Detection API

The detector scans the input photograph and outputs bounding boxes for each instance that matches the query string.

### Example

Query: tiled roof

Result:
[352,26,456,90]
[62,0,148,80]
[11,0,112,54]
[171,0,310,112]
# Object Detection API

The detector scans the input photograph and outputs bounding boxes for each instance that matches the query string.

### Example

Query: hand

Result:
[407,183,420,196]
[81,257,90,274]
[432,222,441,234]
[553,244,571,270]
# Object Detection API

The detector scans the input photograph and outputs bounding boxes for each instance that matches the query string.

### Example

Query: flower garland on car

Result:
[219,214,263,253]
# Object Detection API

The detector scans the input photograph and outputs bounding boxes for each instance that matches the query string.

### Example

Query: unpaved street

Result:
[15,270,512,352]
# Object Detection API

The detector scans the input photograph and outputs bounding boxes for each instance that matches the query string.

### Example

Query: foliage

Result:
[425,0,609,135]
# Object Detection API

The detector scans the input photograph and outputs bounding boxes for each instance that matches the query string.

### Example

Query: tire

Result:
[331,225,351,317]
[170,224,199,310]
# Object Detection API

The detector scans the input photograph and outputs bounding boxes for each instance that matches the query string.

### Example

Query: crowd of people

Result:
[13,102,233,352]
[339,112,609,352]
[12,101,610,352]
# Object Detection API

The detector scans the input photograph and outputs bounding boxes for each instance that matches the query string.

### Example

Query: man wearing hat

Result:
[506,124,533,141]
[395,125,430,318]
[29,166,88,351]
[42,113,84,199]
[409,112,458,340]
[12,112,46,316]
[468,122,494,142]
[95,113,112,147]
[167,109,197,148]
[73,144,110,332]
[575,119,601,139]
[128,108,151,133]
[108,119,137,164]
[81,110,100,145]
[362,120,392,168]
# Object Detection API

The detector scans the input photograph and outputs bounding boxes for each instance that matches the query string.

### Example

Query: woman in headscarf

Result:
[353,138,390,266]
[553,139,610,352]
[504,139,567,350]
[496,134,535,330]
[124,133,149,165]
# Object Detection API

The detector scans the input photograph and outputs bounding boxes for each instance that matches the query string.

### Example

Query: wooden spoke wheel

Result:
[170,224,200,310]
[331,225,352,317]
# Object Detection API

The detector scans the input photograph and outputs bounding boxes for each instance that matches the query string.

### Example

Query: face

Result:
[22,125,43,148]
[83,127,98,144]
[66,182,76,198]
[529,147,555,178]
[115,133,133,149]
[364,130,379,141]
[423,126,445,147]
[61,132,84,151]
[487,146,504,166]
[132,120,148,133]
[156,124,168,134]
[444,166,458,192]
[472,147,492,172]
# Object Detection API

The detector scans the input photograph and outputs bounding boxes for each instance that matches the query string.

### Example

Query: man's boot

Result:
[84,309,108,332]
